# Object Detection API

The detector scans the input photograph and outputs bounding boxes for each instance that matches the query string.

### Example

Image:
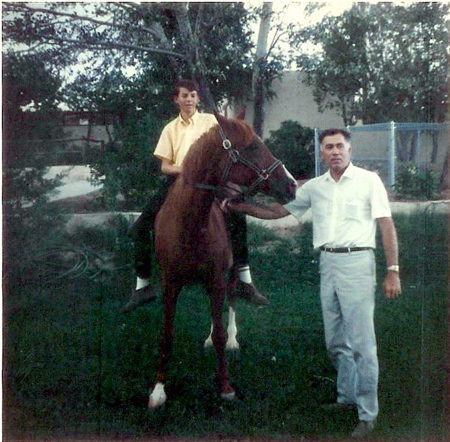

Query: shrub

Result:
[89,111,164,211]
[264,120,315,179]
[2,166,68,286]
[394,163,440,200]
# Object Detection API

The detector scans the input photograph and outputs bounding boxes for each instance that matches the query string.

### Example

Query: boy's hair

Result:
[319,128,351,144]
[173,79,200,98]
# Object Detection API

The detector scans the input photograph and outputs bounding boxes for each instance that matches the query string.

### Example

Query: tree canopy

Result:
[2,2,259,113]
[2,52,65,166]
[292,2,449,126]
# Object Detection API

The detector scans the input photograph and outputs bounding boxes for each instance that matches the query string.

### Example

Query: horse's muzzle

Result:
[281,179,297,204]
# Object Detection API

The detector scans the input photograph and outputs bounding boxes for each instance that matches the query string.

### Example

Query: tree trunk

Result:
[173,2,216,112]
[431,131,439,163]
[252,2,272,137]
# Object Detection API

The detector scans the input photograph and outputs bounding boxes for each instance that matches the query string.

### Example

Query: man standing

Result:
[223,128,402,439]
[123,79,268,312]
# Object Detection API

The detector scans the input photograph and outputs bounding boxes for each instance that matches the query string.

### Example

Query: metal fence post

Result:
[389,121,396,189]
[314,128,320,177]
[416,129,422,172]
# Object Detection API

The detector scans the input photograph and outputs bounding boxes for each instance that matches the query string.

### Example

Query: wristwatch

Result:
[387,265,399,272]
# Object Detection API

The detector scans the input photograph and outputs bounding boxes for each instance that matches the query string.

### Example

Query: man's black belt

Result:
[319,246,373,253]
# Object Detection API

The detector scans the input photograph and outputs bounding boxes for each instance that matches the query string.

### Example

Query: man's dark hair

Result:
[173,79,200,98]
[319,128,351,144]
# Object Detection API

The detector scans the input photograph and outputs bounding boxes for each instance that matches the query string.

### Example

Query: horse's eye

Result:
[246,142,260,152]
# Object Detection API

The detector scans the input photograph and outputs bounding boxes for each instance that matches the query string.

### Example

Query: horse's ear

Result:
[213,109,227,127]
[235,105,246,120]
[213,106,246,123]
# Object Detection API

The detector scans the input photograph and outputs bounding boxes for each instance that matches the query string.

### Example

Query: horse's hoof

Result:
[148,383,167,409]
[226,340,240,351]
[220,383,236,401]
[204,337,213,348]
[221,390,236,401]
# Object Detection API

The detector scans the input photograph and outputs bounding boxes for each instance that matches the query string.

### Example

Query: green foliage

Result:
[394,163,440,200]
[265,120,315,179]
[3,53,64,167]
[2,3,260,112]
[2,53,63,114]
[3,167,67,286]
[185,2,255,104]
[2,53,69,284]
[89,111,164,211]
[292,2,449,126]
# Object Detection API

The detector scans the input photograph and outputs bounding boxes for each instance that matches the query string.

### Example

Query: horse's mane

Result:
[182,118,255,184]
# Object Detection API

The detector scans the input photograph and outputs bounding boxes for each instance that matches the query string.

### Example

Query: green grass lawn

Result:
[3,212,448,441]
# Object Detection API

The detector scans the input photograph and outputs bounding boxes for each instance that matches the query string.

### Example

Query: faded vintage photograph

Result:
[2,1,449,441]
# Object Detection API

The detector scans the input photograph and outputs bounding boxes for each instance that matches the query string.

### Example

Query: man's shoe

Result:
[322,402,356,411]
[234,281,269,305]
[122,286,157,312]
[351,420,376,439]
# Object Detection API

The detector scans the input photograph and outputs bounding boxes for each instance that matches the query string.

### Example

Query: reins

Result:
[192,123,283,201]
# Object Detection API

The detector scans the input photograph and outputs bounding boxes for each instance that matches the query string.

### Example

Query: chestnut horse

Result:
[148,112,297,409]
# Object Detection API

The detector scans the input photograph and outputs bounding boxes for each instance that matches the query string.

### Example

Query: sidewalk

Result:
[44,165,103,202]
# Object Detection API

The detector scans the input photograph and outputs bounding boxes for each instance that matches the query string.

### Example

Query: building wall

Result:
[241,71,448,181]
[243,71,345,139]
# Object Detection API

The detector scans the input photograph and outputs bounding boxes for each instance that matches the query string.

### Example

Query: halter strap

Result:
[193,123,282,200]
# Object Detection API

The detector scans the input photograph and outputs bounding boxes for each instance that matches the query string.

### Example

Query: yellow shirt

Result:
[154,111,218,166]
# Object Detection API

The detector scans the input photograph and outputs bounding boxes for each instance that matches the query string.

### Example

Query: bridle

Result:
[194,124,283,200]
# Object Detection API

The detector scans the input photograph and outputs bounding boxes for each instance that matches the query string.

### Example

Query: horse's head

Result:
[213,112,297,205]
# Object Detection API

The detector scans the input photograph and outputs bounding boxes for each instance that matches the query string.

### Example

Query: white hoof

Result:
[226,339,240,351]
[148,382,167,409]
[204,335,213,348]
[221,390,236,401]
[204,323,214,348]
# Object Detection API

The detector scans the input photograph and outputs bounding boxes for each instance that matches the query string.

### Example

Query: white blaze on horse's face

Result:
[282,164,296,185]
[278,164,298,203]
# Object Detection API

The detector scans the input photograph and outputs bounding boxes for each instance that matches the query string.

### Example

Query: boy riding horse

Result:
[123,79,269,311]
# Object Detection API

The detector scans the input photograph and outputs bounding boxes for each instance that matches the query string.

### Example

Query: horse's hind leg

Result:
[148,279,181,410]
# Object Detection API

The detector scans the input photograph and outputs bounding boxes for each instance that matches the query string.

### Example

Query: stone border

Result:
[64,201,449,235]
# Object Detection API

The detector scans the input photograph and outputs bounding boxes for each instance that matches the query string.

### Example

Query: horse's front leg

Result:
[148,277,181,410]
[209,278,235,401]
[204,323,214,348]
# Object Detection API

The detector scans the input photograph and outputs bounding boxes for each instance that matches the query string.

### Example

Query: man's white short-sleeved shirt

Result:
[154,111,218,166]
[285,163,392,249]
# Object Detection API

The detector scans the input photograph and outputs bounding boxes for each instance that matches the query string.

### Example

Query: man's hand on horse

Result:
[219,183,244,213]
[216,181,244,201]
[225,181,243,197]
[220,198,231,213]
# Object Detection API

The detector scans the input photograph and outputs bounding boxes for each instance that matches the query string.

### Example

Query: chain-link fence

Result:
[314,122,449,190]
